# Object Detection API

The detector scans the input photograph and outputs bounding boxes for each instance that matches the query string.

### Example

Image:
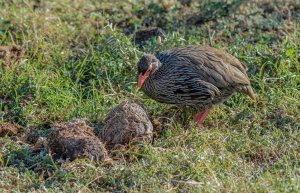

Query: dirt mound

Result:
[133,27,166,44]
[100,100,153,148]
[0,45,25,68]
[0,122,20,137]
[47,119,108,161]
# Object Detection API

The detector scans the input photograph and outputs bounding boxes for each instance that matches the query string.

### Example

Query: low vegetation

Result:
[0,0,299,192]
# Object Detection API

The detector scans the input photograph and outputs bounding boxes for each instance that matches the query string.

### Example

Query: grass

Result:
[0,0,299,192]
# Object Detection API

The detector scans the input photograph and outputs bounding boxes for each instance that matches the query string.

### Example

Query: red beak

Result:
[138,73,145,89]
[137,64,153,89]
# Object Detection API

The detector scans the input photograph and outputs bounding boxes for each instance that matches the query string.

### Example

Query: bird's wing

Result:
[153,68,221,105]
[157,45,251,89]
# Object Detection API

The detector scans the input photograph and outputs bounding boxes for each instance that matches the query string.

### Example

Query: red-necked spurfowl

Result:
[137,45,256,127]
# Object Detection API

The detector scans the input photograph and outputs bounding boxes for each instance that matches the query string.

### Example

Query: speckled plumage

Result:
[137,45,255,112]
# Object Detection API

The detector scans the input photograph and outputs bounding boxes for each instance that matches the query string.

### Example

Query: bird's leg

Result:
[193,109,210,127]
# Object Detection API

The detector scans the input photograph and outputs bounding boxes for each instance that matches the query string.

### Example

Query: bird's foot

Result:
[193,109,210,128]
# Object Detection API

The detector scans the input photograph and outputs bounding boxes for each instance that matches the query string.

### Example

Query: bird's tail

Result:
[240,85,256,102]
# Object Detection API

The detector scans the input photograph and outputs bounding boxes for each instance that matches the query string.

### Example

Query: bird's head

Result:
[137,54,160,89]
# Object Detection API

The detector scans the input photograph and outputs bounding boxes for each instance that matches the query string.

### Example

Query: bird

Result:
[137,45,256,127]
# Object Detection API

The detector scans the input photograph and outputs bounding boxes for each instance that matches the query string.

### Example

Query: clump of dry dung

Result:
[0,122,20,137]
[0,45,25,68]
[100,100,153,148]
[47,119,108,161]
[133,27,166,44]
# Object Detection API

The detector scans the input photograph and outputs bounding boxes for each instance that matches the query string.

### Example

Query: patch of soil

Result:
[150,116,171,138]
[246,148,279,164]
[100,100,153,148]
[0,45,25,68]
[25,129,40,144]
[33,137,48,151]
[133,27,166,44]
[0,122,20,137]
[178,0,192,6]
[47,119,108,161]
[152,117,163,132]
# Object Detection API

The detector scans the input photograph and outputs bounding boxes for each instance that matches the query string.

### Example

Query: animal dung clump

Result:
[133,27,166,44]
[47,119,108,161]
[0,122,20,137]
[100,100,153,147]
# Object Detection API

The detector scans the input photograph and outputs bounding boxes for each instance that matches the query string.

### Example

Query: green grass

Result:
[0,0,299,192]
